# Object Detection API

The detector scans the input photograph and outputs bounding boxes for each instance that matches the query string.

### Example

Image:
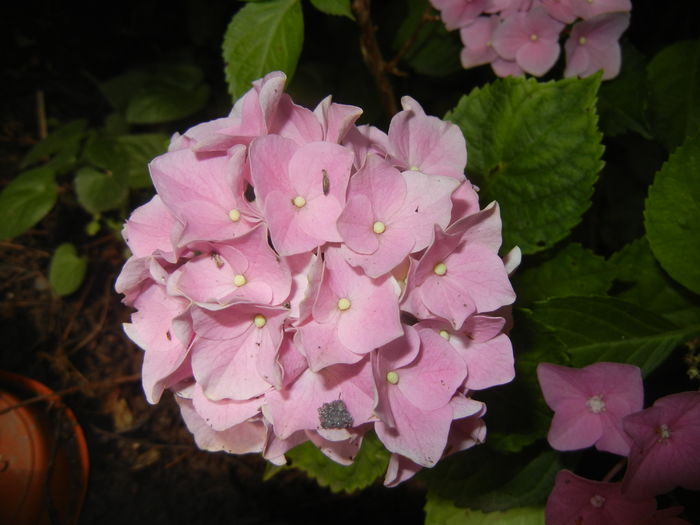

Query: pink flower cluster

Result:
[538,362,700,524]
[430,0,631,79]
[115,71,519,485]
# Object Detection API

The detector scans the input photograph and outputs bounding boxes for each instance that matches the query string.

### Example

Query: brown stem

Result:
[36,90,48,140]
[0,373,141,415]
[352,0,398,117]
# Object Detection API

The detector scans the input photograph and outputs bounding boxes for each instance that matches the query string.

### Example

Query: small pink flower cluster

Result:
[538,362,700,524]
[430,0,631,79]
[116,71,519,485]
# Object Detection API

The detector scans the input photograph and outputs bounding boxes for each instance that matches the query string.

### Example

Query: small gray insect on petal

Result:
[318,399,353,429]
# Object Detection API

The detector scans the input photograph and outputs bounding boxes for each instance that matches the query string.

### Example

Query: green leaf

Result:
[49,243,88,296]
[21,120,87,172]
[74,166,129,214]
[286,431,390,493]
[531,296,700,375]
[309,0,354,20]
[513,243,614,306]
[598,42,652,138]
[446,76,604,254]
[101,64,209,124]
[644,136,700,295]
[610,238,700,326]
[647,39,700,151]
[116,134,168,188]
[0,167,58,240]
[223,0,304,100]
[425,494,544,525]
[422,447,567,512]
[392,0,461,77]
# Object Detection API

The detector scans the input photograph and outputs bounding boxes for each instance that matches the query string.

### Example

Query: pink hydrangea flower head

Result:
[492,7,565,76]
[537,361,644,456]
[546,470,657,525]
[622,391,700,498]
[564,13,630,80]
[460,16,501,69]
[116,72,518,485]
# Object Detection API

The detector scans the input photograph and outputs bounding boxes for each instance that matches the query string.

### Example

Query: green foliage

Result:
[74,166,129,215]
[422,447,566,512]
[644,136,700,295]
[513,243,614,306]
[647,40,700,151]
[424,494,544,525]
[0,167,58,241]
[286,432,390,493]
[310,0,354,20]
[392,0,461,77]
[49,243,88,296]
[446,76,604,254]
[531,296,700,376]
[101,63,209,124]
[223,0,304,100]
[610,238,700,326]
[597,43,651,138]
[21,120,87,172]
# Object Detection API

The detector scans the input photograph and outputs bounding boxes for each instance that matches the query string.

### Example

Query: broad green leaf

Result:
[462,452,562,511]
[223,0,304,100]
[49,243,87,296]
[84,133,167,189]
[644,136,700,295]
[74,166,129,214]
[598,42,651,138]
[286,431,390,493]
[425,494,544,525]
[0,167,58,240]
[446,76,604,254]
[310,0,354,20]
[101,64,209,124]
[392,0,461,77]
[21,120,87,172]
[422,447,568,512]
[610,238,700,326]
[647,39,700,151]
[531,296,700,375]
[513,243,614,306]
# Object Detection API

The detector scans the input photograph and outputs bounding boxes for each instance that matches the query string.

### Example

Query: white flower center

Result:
[433,262,447,276]
[590,494,605,508]
[253,314,267,328]
[337,297,351,311]
[386,371,399,384]
[586,395,606,414]
[579,36,587,45]
[530,33,538,41]
[439,329,451,341]
[373,221,386,234]
[233,274,247,287]
[292,195,306,208]
[657,424,671,442]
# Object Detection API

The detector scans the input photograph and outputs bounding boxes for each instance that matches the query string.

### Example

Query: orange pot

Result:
[0,371,89,525]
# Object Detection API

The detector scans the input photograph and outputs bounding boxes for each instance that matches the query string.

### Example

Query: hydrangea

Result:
[431,0,631,79]
[116,71,518,484]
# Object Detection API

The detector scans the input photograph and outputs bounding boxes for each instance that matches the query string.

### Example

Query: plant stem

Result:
[352,0,398,117]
